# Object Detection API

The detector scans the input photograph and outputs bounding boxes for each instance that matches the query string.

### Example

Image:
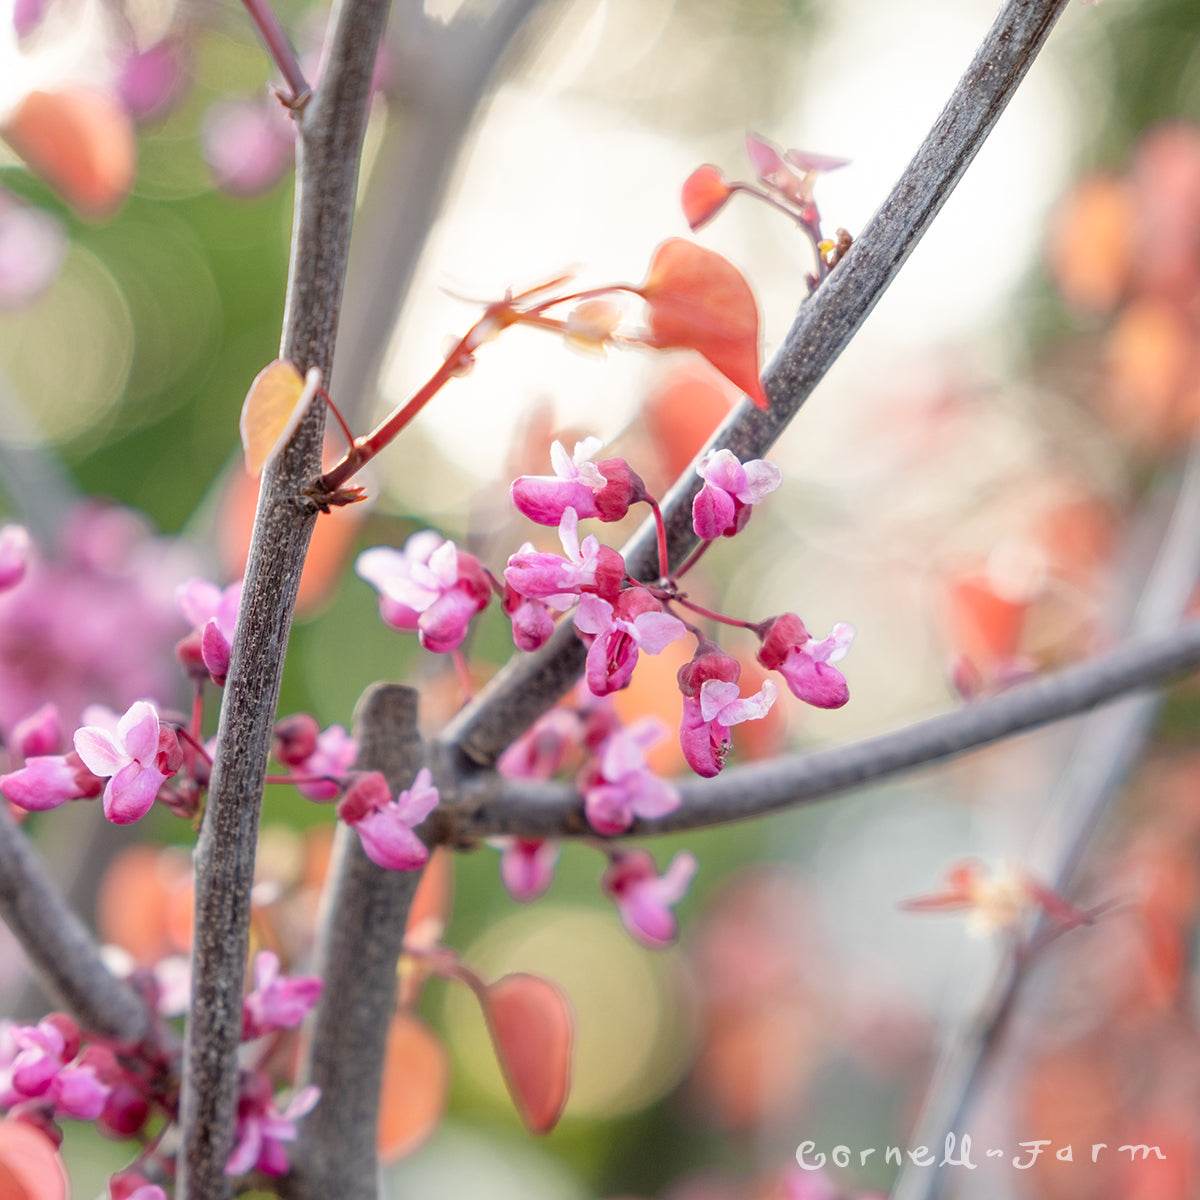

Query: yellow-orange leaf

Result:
[239,359,319,478]
[639,239,768,410]
[482,973,573,1135]
[1,89,135,220]
[681,165,733,232]
[377,1011,449,1162]
[0,1120,67,1200]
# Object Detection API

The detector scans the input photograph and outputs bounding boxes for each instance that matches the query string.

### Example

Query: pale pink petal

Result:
[737,459,783,504]
[353,808,429,871]
[72,727,129,777]
[630,610,687,654]
[393,767,440,825]
[573,593,615,637]
[117,701,161,764]
[699,678,742,722]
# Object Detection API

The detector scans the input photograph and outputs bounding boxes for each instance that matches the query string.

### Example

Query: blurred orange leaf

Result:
[644,365,736,481]
[97,845,191,964]
[377,1011,449,1162]
[399,848,454,1008]
[681,165,733,232]
[1048,174,1133,312]
[482,973,573,1134]
[239,359,317,478]
[638,239,768,410]
[0,1120,67,1200]
[1,88,135,220]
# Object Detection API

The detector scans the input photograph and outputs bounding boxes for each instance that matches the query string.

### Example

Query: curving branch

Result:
[440,0,1074,771]
[176,0,393,1195]
[0,804,148,1041]
[288,685,425,1200]
[440,618,1200,841]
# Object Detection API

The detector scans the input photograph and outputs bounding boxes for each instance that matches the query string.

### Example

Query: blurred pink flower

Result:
[602,849,698,948]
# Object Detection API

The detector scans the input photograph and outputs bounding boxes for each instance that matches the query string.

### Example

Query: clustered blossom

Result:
[0,1016,109,1124]
[601,850,698,948]
[510,438,646,525]
[579,719,681,835]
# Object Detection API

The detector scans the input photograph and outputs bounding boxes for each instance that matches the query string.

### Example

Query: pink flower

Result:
[757,614,853,709]
[176,577,242,684]
[10,702,62,758]
[337,768,439,871]
[0,525,31,590]
[677,643,778,776]
[580,719,680,835]
[289,724,358,801]
[601,850,698,948]
[72,701,179,824]
[496,708,583,781]
[692,448,781,540]
[356,533,491,653]
[490,838,561,902]
[226,1073,320,1177]
[573,588,687,696]
[242,951,323,1040]
[745,132,849,220]
[504,508,624,606]
[511,438,607,525]
[0,752,102,812]
[203,97,296,197]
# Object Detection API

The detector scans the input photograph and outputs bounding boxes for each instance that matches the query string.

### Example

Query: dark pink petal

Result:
[353,807,430,870]
[692,482,736,539]
[201,618,232,683]
[51,1064,109,1120]
[496,839,560,901]
[1,755,87,811]
[778,652,849,708]
[510,477,599,525]
[12,703,62,758]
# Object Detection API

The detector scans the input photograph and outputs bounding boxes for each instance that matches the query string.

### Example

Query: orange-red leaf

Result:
[377,1011,450,1162]
[681,165,733,232]
[1,89,135,220]
[0,1120,67,1200]
[239,359,318,478]
[481,973,573,1135]
[638,239,768,410]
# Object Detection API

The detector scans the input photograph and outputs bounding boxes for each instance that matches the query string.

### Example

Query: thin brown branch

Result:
[176,0,393,1194]
[442,618,1200,841]
[439,0,1073,771]
[0,804,148,1040]
[288,685,425,1200]
[889,440,1200,1200]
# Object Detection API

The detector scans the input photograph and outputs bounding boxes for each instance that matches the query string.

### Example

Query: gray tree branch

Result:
[440,618,1200,841]
[288,685,425,1200]
[177,0,393,1194]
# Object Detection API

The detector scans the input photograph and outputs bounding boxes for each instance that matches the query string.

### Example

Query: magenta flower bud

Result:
[289,724,357,801]
[53,1062,110,1120]
[592,457,647,522]
[272,713,321,767]
[41,1014,80,1062]
[99,1080,151,1138]
[0,524,31,591]
[677,640,741,697]
[757,613,854,709]
[11,702,63,759]
[507,593,555,651]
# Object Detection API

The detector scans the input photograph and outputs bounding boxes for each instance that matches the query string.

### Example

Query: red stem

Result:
[673,594,761,631]
[240,0,311,104]
[646,498,671,582]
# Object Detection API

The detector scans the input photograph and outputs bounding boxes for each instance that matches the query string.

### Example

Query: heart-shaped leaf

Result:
[0,1120,67,1200]
[681,165,733,232]
[638,239,768,410]
[239,359,319,478]
[377,1011,449,1162]
[481,972,573,1134]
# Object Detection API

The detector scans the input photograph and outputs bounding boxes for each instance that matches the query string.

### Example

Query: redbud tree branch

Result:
[289,685,424,1200]
[888,437,1200,1200]
[0,804,148,1041]
[177,0,392,1195]
[441,618,1200,841]
[439,0,1073,770]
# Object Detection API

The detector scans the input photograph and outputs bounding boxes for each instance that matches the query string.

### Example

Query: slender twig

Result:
[288,685,425,1200]
[241,0,311,106]
[177,0,392,1195]
[440,0,1074,771]
[0,804,149,1041]
[329,0,544,425]
[888,441,1200,1200]
[440,618,1200,841]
